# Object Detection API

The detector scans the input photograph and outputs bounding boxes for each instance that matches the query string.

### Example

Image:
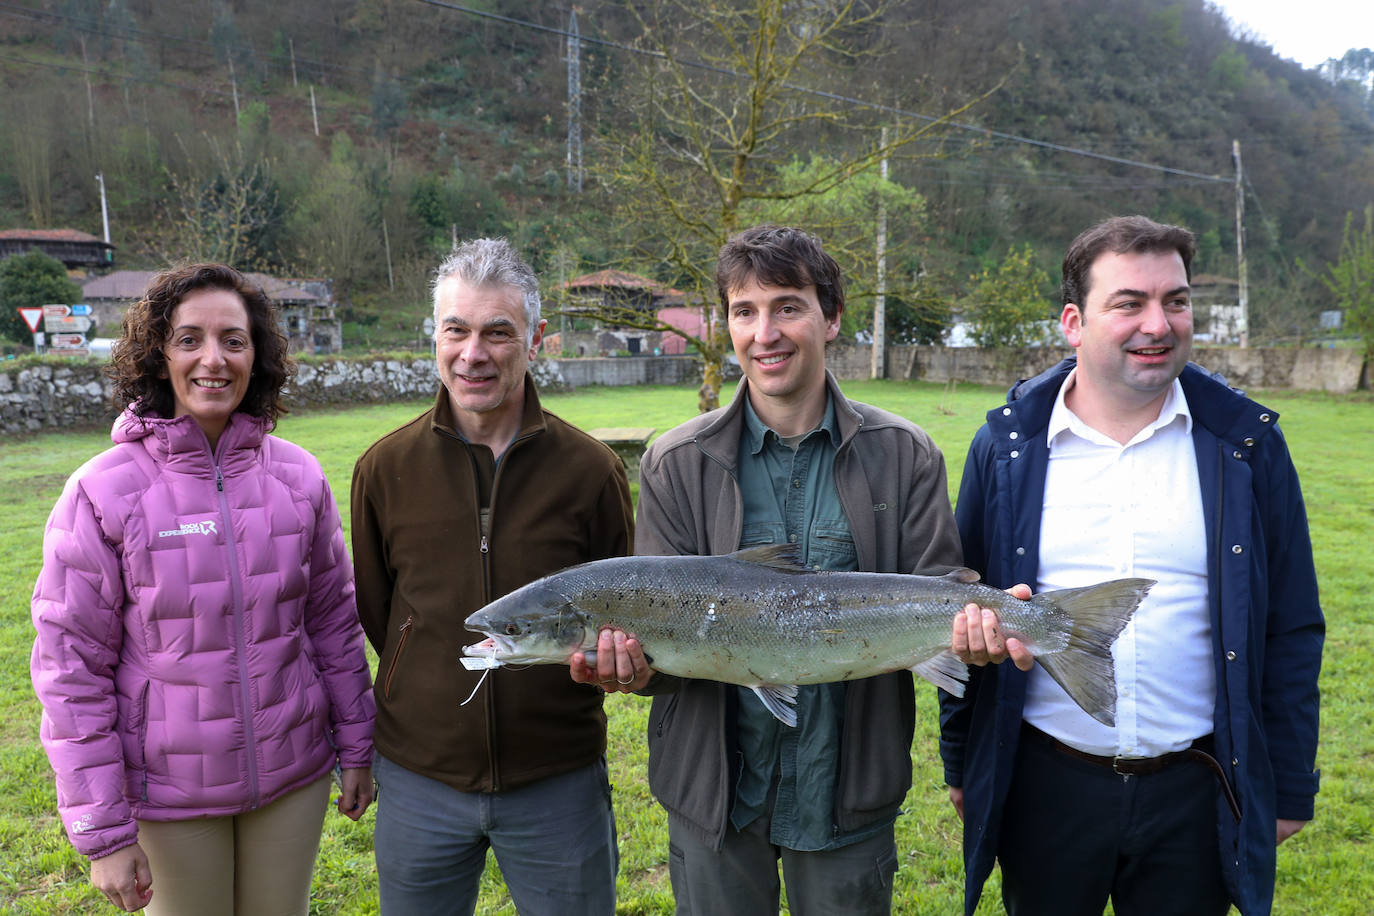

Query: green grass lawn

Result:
[2,379,1369,914]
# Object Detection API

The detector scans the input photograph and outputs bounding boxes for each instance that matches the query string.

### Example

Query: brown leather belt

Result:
[1022,723,1242,823]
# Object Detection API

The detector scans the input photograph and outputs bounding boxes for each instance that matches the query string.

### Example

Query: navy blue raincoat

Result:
[939,358,1323,915]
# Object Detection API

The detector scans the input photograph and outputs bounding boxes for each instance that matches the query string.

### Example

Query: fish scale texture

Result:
[31,409,374,858]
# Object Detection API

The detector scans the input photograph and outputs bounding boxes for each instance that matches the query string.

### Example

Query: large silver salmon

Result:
[464,545,1152,727]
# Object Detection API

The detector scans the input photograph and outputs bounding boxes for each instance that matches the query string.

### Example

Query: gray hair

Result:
[432,237,542,343]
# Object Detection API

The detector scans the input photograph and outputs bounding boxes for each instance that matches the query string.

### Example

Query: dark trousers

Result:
[996,727,1232,916]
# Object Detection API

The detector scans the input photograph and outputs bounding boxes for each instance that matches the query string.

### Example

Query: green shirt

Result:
[730,395,878,851]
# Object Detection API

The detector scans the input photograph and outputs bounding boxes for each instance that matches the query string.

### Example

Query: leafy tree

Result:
[408,169,507,252]
[1308,205,1374,360]
[1319,48,1374,115]
[963,244,1056,348]
[289,135,385,301]
[0,252,82,344]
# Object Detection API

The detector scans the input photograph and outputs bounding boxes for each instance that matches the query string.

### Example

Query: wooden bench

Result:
[588,427,656,484]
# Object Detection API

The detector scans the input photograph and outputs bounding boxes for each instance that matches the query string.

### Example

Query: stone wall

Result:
[2,346,1364,437]
[828,344,1367,394]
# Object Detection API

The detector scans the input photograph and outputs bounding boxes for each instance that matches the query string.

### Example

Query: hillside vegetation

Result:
[1,0,1371,348]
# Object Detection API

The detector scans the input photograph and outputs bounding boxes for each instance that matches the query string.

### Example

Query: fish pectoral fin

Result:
[751,685,800,727]
[910,651,970,697]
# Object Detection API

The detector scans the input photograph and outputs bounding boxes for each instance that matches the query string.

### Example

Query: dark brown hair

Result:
[1062,215,1197,307]
[716,225,845,321]
[107,263,294,424]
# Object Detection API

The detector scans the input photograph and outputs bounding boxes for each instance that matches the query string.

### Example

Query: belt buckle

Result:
[1112,756,1131,777]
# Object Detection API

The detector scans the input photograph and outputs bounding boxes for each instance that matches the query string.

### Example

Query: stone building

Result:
[81,270,343,354]
[547,269,709,357]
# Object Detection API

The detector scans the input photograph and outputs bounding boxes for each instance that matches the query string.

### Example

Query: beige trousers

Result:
[137,774,331,916]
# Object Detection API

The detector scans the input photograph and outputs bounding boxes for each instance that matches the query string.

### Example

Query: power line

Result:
[0,1,427,89]
[0,50,372,121]
[412,0,1230,184]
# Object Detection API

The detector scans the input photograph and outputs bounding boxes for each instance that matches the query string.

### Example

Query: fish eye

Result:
[503,623,521,636]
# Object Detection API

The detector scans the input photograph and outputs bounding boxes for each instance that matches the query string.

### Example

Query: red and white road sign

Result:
[51,334,88,349]
[43,304,71,319]
[18,307,44,333]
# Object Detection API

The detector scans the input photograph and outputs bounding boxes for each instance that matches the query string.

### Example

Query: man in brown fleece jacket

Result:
[351,237,633,916]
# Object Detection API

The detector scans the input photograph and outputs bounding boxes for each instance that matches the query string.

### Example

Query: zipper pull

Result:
[479,535,489,554]
[399,616,412,634]
[216,466,224,493]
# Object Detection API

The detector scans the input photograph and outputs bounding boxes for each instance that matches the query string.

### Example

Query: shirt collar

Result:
[1047,369,1193,450]
[742,392,841,455]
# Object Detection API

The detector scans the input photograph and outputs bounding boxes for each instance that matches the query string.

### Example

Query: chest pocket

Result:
[740,522,786,549]
[807,520,857,571]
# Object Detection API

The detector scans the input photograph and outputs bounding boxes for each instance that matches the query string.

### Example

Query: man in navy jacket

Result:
[940,215,1323,915]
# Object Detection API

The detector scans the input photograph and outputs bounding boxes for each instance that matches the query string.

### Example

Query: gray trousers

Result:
[666,810,898,916]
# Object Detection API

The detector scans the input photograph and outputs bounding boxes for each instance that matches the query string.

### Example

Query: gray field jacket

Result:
[636,372,962,850]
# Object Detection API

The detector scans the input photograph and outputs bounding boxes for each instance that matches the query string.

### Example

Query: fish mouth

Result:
[464,634,516,659]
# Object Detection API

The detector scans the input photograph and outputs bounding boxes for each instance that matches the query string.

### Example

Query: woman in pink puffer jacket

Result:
[31,264,375,915]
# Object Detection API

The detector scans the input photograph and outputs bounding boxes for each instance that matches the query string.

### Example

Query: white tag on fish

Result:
[460,656,504,670]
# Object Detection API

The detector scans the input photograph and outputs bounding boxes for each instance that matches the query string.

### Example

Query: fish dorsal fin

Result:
[910,650,971,697]
[750,684,800,726]
[730,544,807,572]
[941,567,982,585]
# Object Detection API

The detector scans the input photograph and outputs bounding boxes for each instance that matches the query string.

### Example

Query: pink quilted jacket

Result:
[31,409,375,860]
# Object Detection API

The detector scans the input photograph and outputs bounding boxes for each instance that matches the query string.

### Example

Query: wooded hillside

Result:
[1,0,1371,347]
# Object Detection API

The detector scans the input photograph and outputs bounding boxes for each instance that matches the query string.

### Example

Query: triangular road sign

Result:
[18,307,44,334]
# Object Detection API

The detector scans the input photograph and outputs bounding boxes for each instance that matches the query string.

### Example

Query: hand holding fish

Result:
[464,546,1154,728]
[952,583,1036,671]
[569,627,654,693]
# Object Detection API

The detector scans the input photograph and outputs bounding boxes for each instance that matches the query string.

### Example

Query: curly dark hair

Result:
[106,264,294,425]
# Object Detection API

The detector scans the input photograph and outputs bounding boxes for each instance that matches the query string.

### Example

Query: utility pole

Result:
[566,9,583,192]
[80,36,95,130]
[382,217,395,291]
[95,173,110,244]
[289,38,298,87]
[229,57,241,122]
[1232,139,1249,347]
[310,85,320,136]
[870,127,889,379]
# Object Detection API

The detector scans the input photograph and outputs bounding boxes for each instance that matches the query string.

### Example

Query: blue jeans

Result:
[373,753,618,916]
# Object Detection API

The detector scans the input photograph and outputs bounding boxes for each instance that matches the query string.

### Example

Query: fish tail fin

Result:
[1030,578,1154,727]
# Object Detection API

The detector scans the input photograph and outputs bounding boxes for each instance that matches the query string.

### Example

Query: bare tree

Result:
[6,90,59,226]
[156,136,280,268]
[590,0,1007,409]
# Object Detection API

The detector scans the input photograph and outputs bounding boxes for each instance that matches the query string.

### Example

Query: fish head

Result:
[463,581,593,665]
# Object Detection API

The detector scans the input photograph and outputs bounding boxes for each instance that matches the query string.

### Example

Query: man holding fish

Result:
[563,225,1034,916]
[940,216,1324,915]
[351,238,634,915]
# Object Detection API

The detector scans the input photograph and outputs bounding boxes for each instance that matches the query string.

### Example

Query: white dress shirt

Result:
[1024,373,1215,757]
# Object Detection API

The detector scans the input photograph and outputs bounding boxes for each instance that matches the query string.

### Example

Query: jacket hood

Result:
[112,406,269,454]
